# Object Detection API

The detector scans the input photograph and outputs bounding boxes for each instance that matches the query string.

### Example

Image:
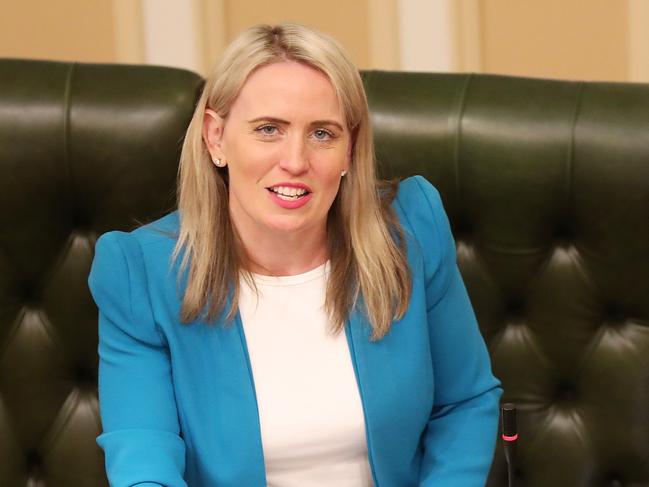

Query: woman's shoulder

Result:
[92,210,182,284]
[131,210,180,244]
[96,210,180,252]
[393,175,447,234]
[392,176,455,280]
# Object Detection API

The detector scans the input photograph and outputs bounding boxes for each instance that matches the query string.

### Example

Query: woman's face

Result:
[203,61,350,240]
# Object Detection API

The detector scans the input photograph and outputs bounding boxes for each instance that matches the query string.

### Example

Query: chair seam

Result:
[566,81,584,233]
[453,73,473,212]
[63,63,76,222]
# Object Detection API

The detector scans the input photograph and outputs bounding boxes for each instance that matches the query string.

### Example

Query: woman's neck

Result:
[236,224,329,277]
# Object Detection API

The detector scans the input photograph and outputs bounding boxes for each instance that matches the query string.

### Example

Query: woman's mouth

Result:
[267,185,311,201]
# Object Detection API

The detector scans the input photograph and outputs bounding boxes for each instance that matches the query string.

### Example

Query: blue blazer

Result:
[89,176,502,486]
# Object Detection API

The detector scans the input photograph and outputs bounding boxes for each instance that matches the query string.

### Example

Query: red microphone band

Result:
[502,433,518,442]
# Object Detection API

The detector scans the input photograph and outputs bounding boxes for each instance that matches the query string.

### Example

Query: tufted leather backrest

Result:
[0,59,203,486]
[1,60,647,487]
[363,71,649,487]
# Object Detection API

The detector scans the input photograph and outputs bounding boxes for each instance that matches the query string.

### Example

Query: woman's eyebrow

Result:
[310,120,344,131]
[247,116,289,124]
[246,117,344,131]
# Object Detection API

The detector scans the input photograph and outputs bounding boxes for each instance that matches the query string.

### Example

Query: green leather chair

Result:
[1,59,648,487]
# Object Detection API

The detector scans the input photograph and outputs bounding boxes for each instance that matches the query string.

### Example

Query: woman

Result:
[89,23,502,486]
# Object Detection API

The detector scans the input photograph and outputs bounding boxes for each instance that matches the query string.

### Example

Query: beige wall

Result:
[1,0,647,83]
[222,0,371,69]
[479,0,629,81]
[0,0,117,63]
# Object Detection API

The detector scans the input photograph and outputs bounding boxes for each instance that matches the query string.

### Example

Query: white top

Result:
[239,262,374,487]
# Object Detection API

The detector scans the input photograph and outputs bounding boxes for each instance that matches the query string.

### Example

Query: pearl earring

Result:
[214,158,222,167]
[341,170,347,177]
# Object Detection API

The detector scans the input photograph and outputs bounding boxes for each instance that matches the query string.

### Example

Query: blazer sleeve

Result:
[88,231,188,487]
[410,177,502,486]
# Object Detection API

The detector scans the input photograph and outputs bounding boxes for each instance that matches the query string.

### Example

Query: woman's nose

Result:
[278,135,309,174]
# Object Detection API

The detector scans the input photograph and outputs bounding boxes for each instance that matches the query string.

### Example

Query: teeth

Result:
[270,186,307,197]
[277,193,297,201]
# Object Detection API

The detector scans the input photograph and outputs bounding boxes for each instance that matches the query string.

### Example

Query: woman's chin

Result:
[262,215,323,237]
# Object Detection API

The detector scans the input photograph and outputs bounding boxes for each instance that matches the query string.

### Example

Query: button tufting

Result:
[604,304,625,323]
[555,223,574,240]
[20,285,38,304]
[71,210,87,229]
[452,218,473,239]
[507,298,526,319]
[554,238,573,250]
[555,383,577,402]
[25,449,42,470]
[608,476,623,487]
[73,363,97,385]
[603,318,626,330]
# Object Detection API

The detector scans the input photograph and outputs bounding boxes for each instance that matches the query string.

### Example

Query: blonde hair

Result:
[173,23,410,340]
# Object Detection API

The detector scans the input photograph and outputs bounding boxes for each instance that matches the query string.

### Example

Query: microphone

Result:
[501,403,517,487]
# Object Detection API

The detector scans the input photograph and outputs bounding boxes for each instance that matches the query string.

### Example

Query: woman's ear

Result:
[202,108,225,163]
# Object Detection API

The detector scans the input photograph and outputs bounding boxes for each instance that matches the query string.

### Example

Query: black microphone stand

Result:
[501,403,517,487]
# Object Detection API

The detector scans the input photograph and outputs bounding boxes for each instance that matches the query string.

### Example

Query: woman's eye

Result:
[313,128,333,140]
[257,125,278,136]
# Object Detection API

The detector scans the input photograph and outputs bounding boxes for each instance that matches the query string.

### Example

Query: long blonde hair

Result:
[174,23,410,340]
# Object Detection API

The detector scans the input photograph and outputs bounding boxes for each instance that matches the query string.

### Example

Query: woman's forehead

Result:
[229,61,344,123]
